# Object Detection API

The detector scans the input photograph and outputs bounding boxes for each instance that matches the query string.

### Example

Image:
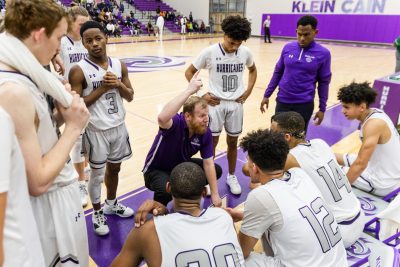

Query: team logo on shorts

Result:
[121,56,186,73]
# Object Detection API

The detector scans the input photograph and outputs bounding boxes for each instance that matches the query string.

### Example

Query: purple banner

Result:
[372,75,400,125]
[261,14,400,43]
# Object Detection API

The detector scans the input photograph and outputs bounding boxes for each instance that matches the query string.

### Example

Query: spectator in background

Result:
[180,16,186,35]
[114,22,122,37]
[263,15,271,43]
[156,14,164,39]
[130,10,134,19]
[156,5,160,15]
[200,21,206,33]
[106,21,115,36]
[209,17,214,33]
[147,20,155,36]
[189,11,193,23]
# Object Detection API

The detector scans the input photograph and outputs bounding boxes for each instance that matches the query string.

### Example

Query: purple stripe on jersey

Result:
[0,70,38,87]
[338,211,361,225]
[66,36,74,45]
[218,43,225,56]
[108,57,112,68]
[84,58,99,71]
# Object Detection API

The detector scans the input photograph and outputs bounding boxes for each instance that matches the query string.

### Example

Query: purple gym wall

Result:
[260,14,400,44]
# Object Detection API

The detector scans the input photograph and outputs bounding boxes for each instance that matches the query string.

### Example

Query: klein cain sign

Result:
[291,0,387,14]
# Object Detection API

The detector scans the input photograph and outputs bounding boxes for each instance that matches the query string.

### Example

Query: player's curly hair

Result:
[337,82,377,107]
[221,15,251,41]
[271,112,306,139]
[240,129,289,172]
[170,162,207,200]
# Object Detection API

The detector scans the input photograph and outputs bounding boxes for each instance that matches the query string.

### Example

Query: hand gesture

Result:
[102,71,120,90]
[57,92,90,131]
[202,93,220,106]
[224,207,244,222]
[187,70,203,94]
[313,111,324,125]
[51,54,65,76]
[260,97,269,113]
[211,193,222,207]
[236,90,251,104]
[134,200,168,228]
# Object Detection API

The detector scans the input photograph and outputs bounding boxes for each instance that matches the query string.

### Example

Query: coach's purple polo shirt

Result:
[264,41,331,112]
[142,113,214,173]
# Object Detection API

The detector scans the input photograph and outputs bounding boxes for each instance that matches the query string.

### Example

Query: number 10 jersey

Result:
[193,43,254,101]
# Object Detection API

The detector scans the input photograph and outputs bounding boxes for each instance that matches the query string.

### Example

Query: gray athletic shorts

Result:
[83,123,132,169]
[208,100,243,137]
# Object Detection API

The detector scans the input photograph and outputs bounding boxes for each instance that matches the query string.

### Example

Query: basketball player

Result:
[142,71,222,207]
[0,0,90,266]
[270,111,364,248]
[0,107,45,266]
[228,129,347,266]
[60,6,90,207]
[111,162,245,267]
[69,21,134,236]
[185,15,257,195]
[336,82,400,196]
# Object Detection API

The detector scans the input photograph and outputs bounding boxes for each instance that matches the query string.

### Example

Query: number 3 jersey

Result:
[193,43,254,101]
[154,207,245,267]
[78,57,125,130]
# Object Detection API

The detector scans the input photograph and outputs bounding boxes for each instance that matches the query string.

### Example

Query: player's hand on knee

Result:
[202,93,220,106]
[134,200,168,228]
[260,97,269,113]
[58,93,90,132]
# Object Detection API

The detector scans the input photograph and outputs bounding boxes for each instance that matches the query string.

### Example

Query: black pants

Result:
[275,100,314,132]
[144,158,222,206]
[264,27,271,43]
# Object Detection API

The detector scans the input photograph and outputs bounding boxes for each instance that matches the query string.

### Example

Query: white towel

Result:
[0,32,72,107]
[377,194,400,241]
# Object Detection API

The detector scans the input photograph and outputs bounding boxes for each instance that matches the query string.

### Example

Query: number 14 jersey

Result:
[193,43,254,101]
[78,57,125,130]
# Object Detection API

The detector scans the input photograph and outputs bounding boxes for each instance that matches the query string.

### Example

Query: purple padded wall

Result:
[261,14,400,44]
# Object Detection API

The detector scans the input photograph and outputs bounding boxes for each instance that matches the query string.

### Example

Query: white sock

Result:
[88,167,105,205]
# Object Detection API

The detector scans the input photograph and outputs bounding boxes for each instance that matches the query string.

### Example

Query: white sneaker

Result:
[227,174,242,195]
[103,200,134,218]
[79,182,88,207]
[92,210,109,236]
[205,184,211,196]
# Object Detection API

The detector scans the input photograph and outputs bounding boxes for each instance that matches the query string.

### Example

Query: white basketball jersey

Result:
[262,168,347,267]
[154,208,245,267]
[0,107,45,267]
[290,139,361,222]
[0,72,76,190]
[193,43,254,101]
[360,108,400,189]
[59,36,88,80]
[78,57,125,130]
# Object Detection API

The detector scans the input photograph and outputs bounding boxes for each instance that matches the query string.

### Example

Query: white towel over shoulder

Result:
[0,32,72,107]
